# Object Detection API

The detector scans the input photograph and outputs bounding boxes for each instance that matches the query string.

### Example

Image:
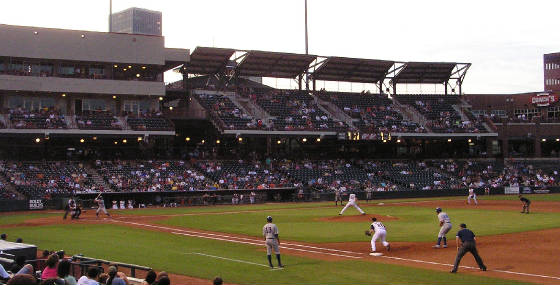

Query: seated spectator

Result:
[0,264,10,281]
[213,277,223,285]
[77,267,99,285]
[0,233,6,240]
[141,270,157,285]
[15,264,34,276]
[7,274,36,285]
[106,266,129,285]
[97,273,108,284]
[57,259,77,285]
[10,255,26,273]
[41,254,59,280]
[155,276,170,285]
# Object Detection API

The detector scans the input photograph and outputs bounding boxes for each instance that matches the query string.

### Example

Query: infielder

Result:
[519,194,531,214]
[94,194,111,218]
[433,207,451,248]
[467,188,478,205]
[367,217,390,253]
[262,216,283,268]
[339,193,365,215]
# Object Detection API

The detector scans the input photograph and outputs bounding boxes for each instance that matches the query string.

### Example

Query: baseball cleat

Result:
[442,245,448,248]
[450,270,457,273]
[386,244,391,251]
[432,245,440,248]
[361,213,366,215]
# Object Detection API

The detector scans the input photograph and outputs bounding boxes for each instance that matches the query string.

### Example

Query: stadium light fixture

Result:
[316,138,321,142]
[81,34,85,38]
[448,138,452,142]
[216,139,221,144]
[201,139,205,144]
[159,97,163,101]
[92,136,97,141]
[142,66,147,70]
[80,138,85,143]
[112,95,117,99]
[396,139,401,143]
[114,64,118,68]
[136,74,141,78]
[61,93,66,97]
[122,139,127,144]
[137,137,142,142]
[33,31,38,35]
[123,68,127,71]
[169,106,173,111]
[35,138,41,143]
[382,139,387,143]
[556,138,560,142]
[302,138,307,142]
[128,65,132,69]
[114,141,118,145]
[277,140,281,144]
[238,137,243,142]
[185,137,190,142]
[542,138,546,142]
[468,138,472,143]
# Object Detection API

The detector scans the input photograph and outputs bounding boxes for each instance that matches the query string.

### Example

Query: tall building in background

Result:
[544,52,560,93]
[110,7,162,36]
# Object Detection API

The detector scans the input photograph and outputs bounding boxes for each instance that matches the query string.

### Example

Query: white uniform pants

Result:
[97,206,108,215]
[371,229,389,252]
[468,194,478,205]
[339,201,364,215]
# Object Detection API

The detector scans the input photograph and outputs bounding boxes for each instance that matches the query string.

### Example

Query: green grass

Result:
[157,203,560,243]
[0,213,57,225]
[2,224,535,285]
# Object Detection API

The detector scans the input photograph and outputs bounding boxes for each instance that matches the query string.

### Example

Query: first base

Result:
[378,202,385,205]
[369,252,383,256]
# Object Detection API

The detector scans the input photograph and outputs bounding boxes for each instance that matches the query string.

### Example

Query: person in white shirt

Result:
[368,217,390,253]
[339,193,365,215]
[77,267,100,285]
[467,188,478,205]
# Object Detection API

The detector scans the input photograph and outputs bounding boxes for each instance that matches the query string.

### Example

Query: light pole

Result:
[305,0,309,91]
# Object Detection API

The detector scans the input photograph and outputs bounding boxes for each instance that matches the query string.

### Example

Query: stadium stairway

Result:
[235,96,272,126]
[394,101,432,132]
[83,164,113,192]
[316,98,355,129]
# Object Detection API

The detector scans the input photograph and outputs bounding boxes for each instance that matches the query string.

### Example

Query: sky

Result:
[2,0,559,94]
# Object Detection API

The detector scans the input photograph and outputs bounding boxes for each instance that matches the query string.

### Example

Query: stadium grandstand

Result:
[0,23,558,214]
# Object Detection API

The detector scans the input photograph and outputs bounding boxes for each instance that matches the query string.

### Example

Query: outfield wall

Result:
[2,186,559,212]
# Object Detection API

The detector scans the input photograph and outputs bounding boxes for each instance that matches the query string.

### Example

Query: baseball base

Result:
[369,252,383,256]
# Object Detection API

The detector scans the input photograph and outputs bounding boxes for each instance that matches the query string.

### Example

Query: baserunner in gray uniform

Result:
[433,207,451,248]
[262,216,283,268]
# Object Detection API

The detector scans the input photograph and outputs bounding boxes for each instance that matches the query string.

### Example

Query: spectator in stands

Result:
[141,270,157,285]
[155,276,170,285]
[97,273,109,284]
[0,264,10,282]
[41,254,59,280]
[77,267,99,285]
[57,260,77,285]
[0,233,6,240]
[10,255,26,273]
[7,274,36,285]
[106,265,129,285]
[16,238,22,243]
[213,277,223,285]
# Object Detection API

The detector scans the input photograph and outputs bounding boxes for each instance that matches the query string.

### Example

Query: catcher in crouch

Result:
[366,217,390,253]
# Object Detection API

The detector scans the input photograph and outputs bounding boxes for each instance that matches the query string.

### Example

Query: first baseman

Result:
[263,216,283,268]
[433,207,451,248]
[339,193,365,215]
[368,217,390,253]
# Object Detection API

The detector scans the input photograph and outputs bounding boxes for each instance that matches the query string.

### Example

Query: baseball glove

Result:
[365,230,371,236]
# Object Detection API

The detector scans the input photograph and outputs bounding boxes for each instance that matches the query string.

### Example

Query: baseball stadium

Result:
[1,2,560,285]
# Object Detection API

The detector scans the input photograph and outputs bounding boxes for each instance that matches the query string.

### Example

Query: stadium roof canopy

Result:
[236,50,316,78]
[185,47,235,75]
[310,57,395,83]
[392,62,457,84]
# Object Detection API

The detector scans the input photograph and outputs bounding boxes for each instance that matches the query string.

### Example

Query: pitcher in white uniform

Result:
[339,193,365,215]
[467,188,478,205]
[368,217,390,253]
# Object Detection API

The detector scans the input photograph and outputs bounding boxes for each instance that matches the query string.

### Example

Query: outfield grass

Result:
[157,203,560,243]
[2,224,535,285]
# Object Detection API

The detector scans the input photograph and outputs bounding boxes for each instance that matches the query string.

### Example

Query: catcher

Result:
[366,217,390,254]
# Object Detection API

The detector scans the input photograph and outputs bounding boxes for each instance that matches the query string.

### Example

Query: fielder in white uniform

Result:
[339,193,365,215]
[433,207,451,248]
[262,216,283,268]
[94,194,111,218]
[369,217,390,253]
[467,188,478,205]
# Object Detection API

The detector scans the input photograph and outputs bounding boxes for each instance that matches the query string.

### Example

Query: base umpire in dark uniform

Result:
[519,194,531,214]
[450,223,486,273]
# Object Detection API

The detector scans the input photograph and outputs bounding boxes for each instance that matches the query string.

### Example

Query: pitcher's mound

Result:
[317,215,398,223]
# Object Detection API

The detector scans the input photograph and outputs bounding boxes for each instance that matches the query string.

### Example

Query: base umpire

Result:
[450,223,486,273]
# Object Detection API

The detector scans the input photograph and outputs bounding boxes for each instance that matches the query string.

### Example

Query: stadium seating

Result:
[126,112,174,131]
[196,160,292,189]
[256,90,346,131]
[8,109,68,129]
[195,93,265,130]
[320,92,425,133]
[76,111,122,130]
[0,161,94,199]
[395,95,486,133]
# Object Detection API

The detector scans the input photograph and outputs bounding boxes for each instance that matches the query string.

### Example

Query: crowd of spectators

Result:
[0,244,172,285]
[0,161,95,198]
[8,108,67,129]
[76,111,122,130]
[95,160,209,192]
[126,111,173,132]
[195,93,265,130]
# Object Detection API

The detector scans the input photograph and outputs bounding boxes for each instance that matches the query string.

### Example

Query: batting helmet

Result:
[435,207,442,213]
[266,216,273,222]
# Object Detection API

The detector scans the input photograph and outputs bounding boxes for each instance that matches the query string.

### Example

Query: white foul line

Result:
[183,252,270,268]
[381,256,560,281]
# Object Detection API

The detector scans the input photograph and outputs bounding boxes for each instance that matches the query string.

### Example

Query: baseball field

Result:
[2,194,560,285]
